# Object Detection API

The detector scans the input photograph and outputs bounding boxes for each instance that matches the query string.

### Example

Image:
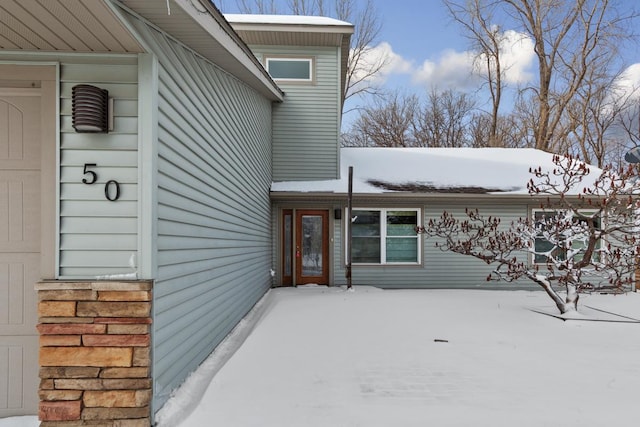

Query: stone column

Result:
[36,281,153,427]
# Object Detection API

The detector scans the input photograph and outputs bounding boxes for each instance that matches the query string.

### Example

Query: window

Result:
[533,210,601,264]
[349,209,421,264]
[265,57,314,82]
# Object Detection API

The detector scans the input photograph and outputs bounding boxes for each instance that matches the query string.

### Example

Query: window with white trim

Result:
[265,57,314,82]
[348,209,421,264]
[533,210,601,264]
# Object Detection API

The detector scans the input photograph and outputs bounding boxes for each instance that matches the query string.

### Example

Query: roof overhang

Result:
[0,0,144,54]
[0,0,283,101]
[115,0,283,101]
[270,191,562,203]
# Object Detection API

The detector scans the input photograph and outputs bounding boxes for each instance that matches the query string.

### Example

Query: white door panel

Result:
[0,87,42,417]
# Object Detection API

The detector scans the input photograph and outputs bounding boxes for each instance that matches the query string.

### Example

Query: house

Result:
[0,0,352,424]
[270,146,607,290]
[0,1,622,425]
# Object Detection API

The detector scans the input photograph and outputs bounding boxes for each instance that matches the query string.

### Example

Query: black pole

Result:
[346,166,353,289]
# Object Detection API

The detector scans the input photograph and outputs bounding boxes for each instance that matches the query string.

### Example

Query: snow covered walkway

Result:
[158,287,640,427]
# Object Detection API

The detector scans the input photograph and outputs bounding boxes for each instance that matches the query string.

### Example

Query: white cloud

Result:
[376,42,413,76]
[349,29,537,94]
[497,30,535,84]
[614,63,640,100]
[413,49,480,90]
[351,41,413,87]
[412,30,534,90]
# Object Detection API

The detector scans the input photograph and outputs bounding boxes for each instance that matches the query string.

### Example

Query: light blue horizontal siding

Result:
[59,217,137,234]
[122,14,274,413]
[332,199,536,290]
[253,46,340,181]
[58,58,139,277]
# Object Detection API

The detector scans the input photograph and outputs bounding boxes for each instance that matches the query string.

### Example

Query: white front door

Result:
[0,86,44,416]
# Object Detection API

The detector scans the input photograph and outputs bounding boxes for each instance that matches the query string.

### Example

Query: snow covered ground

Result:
[156,286,640,427]
[3,287,638,427]
[0,417,36,427]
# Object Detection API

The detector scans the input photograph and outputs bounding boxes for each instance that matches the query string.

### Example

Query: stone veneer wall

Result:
[36,281,153,427]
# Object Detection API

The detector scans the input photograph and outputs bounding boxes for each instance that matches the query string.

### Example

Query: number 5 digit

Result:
[82,163,98,184]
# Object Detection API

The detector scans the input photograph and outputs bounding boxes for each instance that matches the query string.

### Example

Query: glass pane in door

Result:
[283,213,292,277]
[301,215,323,277]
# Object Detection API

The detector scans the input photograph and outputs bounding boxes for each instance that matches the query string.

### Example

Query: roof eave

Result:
[229,22,355,35]
[270,191,556,201]
[116,0,283,101]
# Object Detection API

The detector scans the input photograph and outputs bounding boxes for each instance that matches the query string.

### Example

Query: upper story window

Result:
[348,208,421,265]
[265,56,314,83]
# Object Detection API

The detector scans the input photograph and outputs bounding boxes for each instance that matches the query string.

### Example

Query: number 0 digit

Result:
[105,180,121,201]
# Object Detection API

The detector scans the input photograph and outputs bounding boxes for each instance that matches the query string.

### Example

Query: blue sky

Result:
[217,0,640,126]
[373,1,467,58]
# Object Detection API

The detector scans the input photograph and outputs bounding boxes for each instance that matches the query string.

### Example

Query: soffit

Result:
[0,0,143,53]
[233,29,346,47]
[0,0,282,101]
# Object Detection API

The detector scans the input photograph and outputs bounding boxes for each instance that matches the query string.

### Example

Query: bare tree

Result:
[467,112,527,148]
[419,154,639,314]
[287,0,319,14]
[467,112,493,148]
[615,91,640,163]
[414,88,476,147]
[233,0,385,110]
[235,0,280,13]
[513,0,635,152]
[343,89,479,148]
[445,0,507,147]
[342,92,418,147]
[566,69,638,167]
[618,102,640,147]
[445,0,638,153]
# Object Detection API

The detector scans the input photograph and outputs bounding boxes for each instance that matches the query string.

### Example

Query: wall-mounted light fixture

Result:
[72,84,112,133]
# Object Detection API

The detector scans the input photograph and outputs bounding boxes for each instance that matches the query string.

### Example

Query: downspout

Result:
[346,166,353,289]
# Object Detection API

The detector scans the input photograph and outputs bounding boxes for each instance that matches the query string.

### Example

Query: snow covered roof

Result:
[224,14,352,27]
[271,147,602,196]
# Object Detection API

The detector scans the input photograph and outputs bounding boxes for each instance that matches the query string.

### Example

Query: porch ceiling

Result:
[0,0,144,53]
[0,1,283,101]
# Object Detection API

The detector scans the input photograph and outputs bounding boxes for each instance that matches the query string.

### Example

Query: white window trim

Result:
[265,56,315,83]
[346,207,422,265]
[531,208,601,265]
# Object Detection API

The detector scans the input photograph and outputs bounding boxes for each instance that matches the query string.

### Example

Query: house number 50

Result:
[82,163,121,202]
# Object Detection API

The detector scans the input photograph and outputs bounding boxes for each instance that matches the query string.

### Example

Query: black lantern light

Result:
[72,84,111,133]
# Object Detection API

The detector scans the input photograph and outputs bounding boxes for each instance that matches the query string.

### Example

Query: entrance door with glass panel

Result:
[281,209,329,286]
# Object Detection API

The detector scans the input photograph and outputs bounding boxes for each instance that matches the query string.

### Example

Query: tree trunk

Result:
[563,283,579,313]
[529,273,578,314]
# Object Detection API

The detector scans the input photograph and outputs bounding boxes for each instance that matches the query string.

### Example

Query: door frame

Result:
[280,208,331,286]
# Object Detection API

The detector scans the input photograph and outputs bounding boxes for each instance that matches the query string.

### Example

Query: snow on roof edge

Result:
[224,14,352,27]
[270,148,603,196]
